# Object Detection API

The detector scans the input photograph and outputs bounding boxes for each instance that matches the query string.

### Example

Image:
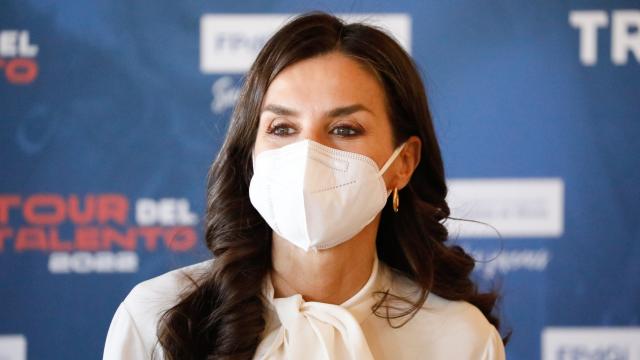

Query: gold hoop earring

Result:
[392,187,400,213]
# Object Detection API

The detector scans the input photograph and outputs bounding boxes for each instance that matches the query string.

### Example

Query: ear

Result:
[393,135,421,190]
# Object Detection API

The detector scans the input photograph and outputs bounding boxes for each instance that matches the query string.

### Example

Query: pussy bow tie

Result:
[254,258,385,360]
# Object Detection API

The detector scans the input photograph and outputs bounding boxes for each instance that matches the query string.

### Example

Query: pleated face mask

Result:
[249,139,405,252]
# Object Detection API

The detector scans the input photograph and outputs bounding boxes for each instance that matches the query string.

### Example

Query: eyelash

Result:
[266,122,362,137]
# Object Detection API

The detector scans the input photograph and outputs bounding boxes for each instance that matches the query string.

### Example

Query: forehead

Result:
[262,51,388,114]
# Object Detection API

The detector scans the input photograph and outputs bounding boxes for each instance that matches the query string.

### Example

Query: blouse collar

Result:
[254,255,393,360]
[261,254,390,327]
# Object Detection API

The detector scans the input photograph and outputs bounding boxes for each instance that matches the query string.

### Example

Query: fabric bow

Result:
[254,258,384,360]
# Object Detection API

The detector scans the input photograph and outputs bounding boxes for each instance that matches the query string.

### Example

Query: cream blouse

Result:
[103,256,505,359]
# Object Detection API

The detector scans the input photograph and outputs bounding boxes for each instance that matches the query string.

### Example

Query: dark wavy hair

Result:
[157,11,507,359]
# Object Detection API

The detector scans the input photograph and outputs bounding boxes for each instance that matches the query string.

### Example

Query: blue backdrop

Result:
[1,1,639,359]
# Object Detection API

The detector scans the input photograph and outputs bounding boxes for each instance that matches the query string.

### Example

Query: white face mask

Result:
[249,139,405,252]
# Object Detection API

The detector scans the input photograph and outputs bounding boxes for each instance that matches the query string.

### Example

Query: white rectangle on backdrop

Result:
[200,13,412,73]
[542,327,640,360]
[445,178,565,238]
[0,335,26,360]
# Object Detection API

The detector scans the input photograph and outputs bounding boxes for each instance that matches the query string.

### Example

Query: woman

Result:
[104,12,507,359]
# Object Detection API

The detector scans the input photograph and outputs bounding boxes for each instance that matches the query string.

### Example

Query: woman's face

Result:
[253,51,400,188]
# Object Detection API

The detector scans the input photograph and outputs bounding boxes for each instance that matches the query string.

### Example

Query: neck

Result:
[270,216,380,304]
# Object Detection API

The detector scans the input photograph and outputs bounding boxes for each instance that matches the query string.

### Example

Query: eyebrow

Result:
[260,104,372,117]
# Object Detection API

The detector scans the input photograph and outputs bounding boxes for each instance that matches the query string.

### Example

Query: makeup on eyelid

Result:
[266,124,363,137]
[265,116,366,136]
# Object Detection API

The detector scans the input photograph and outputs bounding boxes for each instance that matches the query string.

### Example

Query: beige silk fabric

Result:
[253,257,386,360]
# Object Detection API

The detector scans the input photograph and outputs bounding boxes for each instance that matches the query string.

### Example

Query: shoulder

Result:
[103,260,212,359]
[123,259,212,313]
[383,266,505,359]
[386,265,496,334]
[120,259,213,333]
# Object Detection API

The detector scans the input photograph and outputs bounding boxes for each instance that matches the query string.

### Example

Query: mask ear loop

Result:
[378,142,407,197]
[378,142,406,176]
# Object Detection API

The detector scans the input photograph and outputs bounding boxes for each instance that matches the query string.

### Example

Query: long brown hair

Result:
[158,11,506,359]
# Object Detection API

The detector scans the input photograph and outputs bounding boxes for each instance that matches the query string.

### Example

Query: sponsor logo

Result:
[200,13,411,73]
[569,10,640,66]
[210,75,241,114]
[0,335,26,360]
[0,30,38,85]
[542,327,640,360]
[446,178,564,238]
[465,247,551,279]
[0,194,200,274]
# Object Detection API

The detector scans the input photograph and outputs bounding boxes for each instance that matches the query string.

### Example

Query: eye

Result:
[266,123,296,136]
[330,125,360,137]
